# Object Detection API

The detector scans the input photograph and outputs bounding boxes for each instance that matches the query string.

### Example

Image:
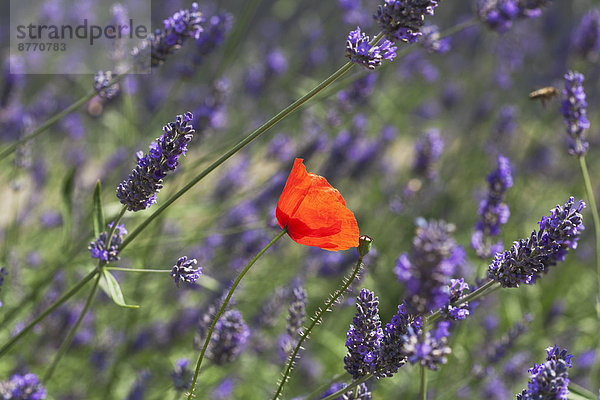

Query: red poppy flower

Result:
[276,158,359,251]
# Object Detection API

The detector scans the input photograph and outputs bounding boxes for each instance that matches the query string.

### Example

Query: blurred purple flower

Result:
[561,71,589,156]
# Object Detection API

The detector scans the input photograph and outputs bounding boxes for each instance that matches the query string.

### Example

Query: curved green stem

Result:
[578,156,600,314]
[186,229,287,399]
[0,268,99,358]
[0,73,126,161]
[42,269,102,381]
[120,60,355,251]
[420,365,427,400]
[106,267,171,273]
[272,253,365,400]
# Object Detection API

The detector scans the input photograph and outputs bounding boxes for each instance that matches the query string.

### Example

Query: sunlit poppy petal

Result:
[276,158,359,251]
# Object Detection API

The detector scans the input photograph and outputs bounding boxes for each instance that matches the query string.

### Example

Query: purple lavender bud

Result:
[346,26,397,70]
[492,105,517,138]
[374,0,440,43]
[488,197,585,287]
[286,286,307,338]
[132,3,204,70]
[116,112,195,211]
[561,71,590,156]
[88,223,128,263]
[0,372,47,400]
[517,345,572,400]
[208,309,250,365]
[171,256,202,287]
[344,289,383,379]
[93,70,120,100]
[412,128,444,179]
[337,74,377,110]
[571,9,600,60]
[377,303,421,377]
[487,315,532,364]
[395,219,462,314]
[478,0,550,33]
[266,48,289,75]
[472,155,513,258]
[419,25,450,53]
[170,358,193,392]
[211,378,235,400]
[403,321,451,370]
[267,134,296,162]
[443,278,470,320]
[126,370,151,400]
[320,382,372,399]
[0,267,6,308]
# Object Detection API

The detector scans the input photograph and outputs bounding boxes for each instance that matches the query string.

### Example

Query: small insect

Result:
[529,86,559,106]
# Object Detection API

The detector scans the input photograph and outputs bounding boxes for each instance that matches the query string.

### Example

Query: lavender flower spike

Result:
[346,27,397,70]
[344,288,383,379]
[171,256,202,287]
[375,0,440,43]
[488,197,585,287]
[561,71,590,156]
[207,309,250,365]
[471,155,513,258]
[88,223,128,262]
[517,345,573,400]
[116,112,195,211]
[132,3,204,69]
[0,372,47,399]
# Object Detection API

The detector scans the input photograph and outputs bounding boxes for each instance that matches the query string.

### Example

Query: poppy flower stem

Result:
[187,228,287,400]
[272,251,366,400]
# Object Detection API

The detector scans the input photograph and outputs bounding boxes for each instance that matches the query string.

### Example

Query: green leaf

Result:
[61,167,77,244]
[102,269,140,309]
[92,180,105,238]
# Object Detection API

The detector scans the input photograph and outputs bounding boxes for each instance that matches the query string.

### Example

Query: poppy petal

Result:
[276,158,359,251]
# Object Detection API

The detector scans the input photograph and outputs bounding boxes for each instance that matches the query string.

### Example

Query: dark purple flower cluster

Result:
[133,3,204,69]
[394,219,464,314]
[374,0,440,43]
[344,289,384,379]
[88,223,128,262]
[419,25,451,53]
[486,314,532,364]
[93,70,120,100]
[207,309,250,365]
[403,321,451,370]
[286,286,307,337]
[488,197,585,287]
[412,128,444,179]
[478,0,551,33]
[561,71,590,156]
[442,278,470,320]
[171,256,202,287]
[346,27,397,70]
[377,303,422,377]
[517,345,572,400]
[571,9,600,60]
[170,358,193,392]
[0,267,6,308]
[116,113,195,211]
[0,372,46,400]
[320,382,372,400]
[471,155,513,258]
